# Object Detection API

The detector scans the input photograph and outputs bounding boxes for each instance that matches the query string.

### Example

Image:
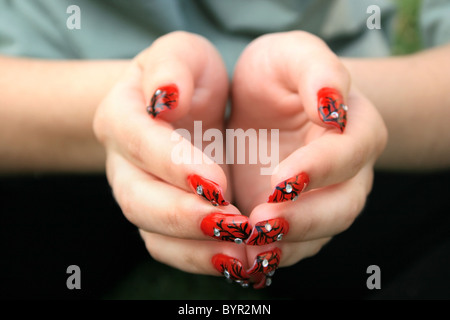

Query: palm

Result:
[227,71,321,215]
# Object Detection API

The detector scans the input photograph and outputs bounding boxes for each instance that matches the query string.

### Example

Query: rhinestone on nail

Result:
[267,270,275,277]
[213,228,220,237]
[342,104,348,111]
[265,223,272,232]
[276,233,283,241]
[196,185,203,195]
[265,277,272,287]
[330,111,339,119]
[224,269,230,279]
[285,183,293,193]
[262,259,269,268]
[234,238,243,244]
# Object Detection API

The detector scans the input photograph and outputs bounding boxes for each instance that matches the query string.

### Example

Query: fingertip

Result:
[316,87,348,133]
[299,55,351,133]
[268,171,310,203]
[146,83,180,119]
[142,62,195,123]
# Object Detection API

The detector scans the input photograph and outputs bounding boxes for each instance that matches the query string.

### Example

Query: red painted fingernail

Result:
[247,248,282,289]
[268,172,309,203]
[213,249,281,289]
[147,84,179,118]
[247,248,282,276]
[188,174,230,206]
[251,273,270,289]
[212,254,250,284]
[317,87,347,132]
[246,218,289,246]
[201,213,251,243]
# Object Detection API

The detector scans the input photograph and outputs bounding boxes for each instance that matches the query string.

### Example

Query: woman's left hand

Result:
[226,31,387,287]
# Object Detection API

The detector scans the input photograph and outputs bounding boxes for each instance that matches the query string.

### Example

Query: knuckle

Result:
[142,234,164,263]
[163,206,184,237]
[112,179,139,226]
[376,121,389,157]
[296,212,315,242]
[342,189,367,231]
[126,131,145,165]
[92,103,108,143]
[349,139,366,173]
[163,195,197,238]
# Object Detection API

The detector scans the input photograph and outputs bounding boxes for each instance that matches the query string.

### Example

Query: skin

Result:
[1,30,449,280]
[0,57,127,172]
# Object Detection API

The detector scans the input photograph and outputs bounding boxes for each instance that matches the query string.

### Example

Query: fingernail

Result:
[317,87,347,132]
[251,273,271,289]
[211,254,250,284]
[245,218,289,246]
[248,248,282,275]
[201,213,251,243]
[247,248,282,289]
[147,84,179,118]
[188,174,230,206]
[268,172,309,203]
[213,249,282,289]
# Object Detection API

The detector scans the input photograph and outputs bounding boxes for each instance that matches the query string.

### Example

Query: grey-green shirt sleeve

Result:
[420,0,450,47]
[0,0,397,71]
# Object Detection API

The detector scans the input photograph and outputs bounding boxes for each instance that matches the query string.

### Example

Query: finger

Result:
[141,227,329,289]
[140,231,313,289]
[287,32,351,133]
[107,151,252,242]
[95,33,231,205]
[245,238,331,269]
[231,31,350,132]
[270,89,387,195]
[249,164,374,244]
[136,31,229,123]
[259,31,351,132]
[139,230,248,277]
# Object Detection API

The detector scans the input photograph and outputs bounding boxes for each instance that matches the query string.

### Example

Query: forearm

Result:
[0,56,129,173]
[343,44,450,171]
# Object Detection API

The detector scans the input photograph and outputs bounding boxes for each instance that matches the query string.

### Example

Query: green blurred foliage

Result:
[392,0,423,55]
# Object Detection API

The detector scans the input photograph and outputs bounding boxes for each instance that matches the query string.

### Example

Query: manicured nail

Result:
[188,174,230,206]
[146,84,179,118]
[247,248,282,275]
[268,173,309,203]
[317,87,347,132]
[212,254,250,284]
[246,218,289,246]
[213,249,282,289]
[250,273,270,289]
[201,213,251,243]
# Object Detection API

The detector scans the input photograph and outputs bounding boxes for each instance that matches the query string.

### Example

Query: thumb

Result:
[287,31,351,132]
[135,31,228,124]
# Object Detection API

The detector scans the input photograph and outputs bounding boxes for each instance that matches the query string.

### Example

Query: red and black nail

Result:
[246,218,289,246]
[212,254,250,286]
[268,173,309,203]
[201,213,251,243]
[247,248,282,289]
[317,87,347,132]
[188,174,230,206]
[212,248,282,289]
[147,84,179,118]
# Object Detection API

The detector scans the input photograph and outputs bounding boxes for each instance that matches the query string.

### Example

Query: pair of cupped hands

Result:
[93,31,387,288]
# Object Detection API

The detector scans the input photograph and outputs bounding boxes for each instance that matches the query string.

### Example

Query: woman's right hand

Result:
[93,31,250,278]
